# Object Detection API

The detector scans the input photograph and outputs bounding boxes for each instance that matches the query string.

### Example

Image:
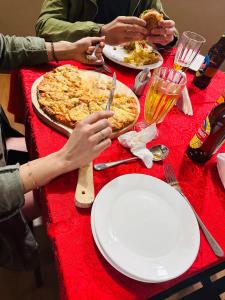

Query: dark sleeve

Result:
[0,34,48,71]
[0,164,25,217]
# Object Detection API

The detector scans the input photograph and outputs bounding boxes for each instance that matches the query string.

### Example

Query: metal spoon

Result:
[94,145,169,171]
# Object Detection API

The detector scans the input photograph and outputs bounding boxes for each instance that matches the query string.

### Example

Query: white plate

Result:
[91,174,200,283]
[103,44,163,70]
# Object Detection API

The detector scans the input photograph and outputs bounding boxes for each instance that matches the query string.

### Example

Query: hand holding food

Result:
[101,16,148,45]
[147,19,176,46]
[140,9,163,32]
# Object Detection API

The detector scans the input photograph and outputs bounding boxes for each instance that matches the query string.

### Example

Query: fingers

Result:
[158,20,175,28]
[94,136,112,153]
[90,126,112,144]
[88,36,106,46]
[123,23,148,36]
[147,34,174,46]
[81,111,114,125]
[117,16,146,27]
[151,26,175,36]
[90,118,112,134]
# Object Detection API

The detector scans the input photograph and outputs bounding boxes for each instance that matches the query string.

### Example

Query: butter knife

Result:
[106,72,116,111]
[163,162,224,257]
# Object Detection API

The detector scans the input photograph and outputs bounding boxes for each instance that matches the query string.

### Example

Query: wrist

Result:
[46,41,75,62]
[55,148,79,174]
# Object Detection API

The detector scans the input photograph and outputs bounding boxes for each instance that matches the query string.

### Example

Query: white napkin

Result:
[176,85,193,116]
[118,124,158,168]
[217,153,225,189]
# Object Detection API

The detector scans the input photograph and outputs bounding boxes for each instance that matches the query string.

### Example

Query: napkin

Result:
[176,85,193,116]
[118,124,158,168]
[217,153,225,189]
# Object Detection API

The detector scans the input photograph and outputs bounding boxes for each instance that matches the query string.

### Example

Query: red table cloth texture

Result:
[9,53,225,300]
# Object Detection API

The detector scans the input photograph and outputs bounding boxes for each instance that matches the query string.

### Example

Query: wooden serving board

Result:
[31,69,140,208]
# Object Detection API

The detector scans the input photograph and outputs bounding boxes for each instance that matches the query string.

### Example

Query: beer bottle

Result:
[193,33,225,89]
[186,99,225,163]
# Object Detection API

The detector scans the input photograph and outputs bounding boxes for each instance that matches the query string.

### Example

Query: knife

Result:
[106,72,116,111]
[163,162,224,257]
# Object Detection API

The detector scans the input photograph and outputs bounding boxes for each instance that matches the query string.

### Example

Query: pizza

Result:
[37,65,139,132]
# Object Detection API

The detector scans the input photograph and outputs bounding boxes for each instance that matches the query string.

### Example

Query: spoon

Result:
[94,145,169,171]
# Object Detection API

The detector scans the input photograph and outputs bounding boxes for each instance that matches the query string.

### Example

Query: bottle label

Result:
[196,55,210,77]
[189,116,211,149]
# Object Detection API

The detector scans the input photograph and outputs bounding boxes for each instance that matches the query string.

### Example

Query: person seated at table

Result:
[0,33,112,270]
[35,0,178,48]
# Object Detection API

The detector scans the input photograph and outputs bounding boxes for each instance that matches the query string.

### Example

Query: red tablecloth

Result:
[9,54,225,300]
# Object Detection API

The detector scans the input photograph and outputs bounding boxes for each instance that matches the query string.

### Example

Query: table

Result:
[9,53,225,300]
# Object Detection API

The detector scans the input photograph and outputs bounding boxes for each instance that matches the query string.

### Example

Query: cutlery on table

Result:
[95,61,113,74]
[163,162,224,257]
[106,72,116,111]
[94,144,169,171]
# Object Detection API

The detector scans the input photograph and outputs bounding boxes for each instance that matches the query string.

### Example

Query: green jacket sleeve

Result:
[0,164,24,217]
[0,34,48,71]
[36,0,102,42]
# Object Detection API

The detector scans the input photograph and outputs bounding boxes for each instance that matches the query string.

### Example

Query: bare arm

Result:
[19,111,113,193]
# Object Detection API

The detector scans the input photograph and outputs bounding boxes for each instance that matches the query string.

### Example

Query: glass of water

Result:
[174,31,206,72]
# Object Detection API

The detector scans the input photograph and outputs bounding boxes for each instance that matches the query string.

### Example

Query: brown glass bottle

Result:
[186,101,225,163]
[193,33,225,89]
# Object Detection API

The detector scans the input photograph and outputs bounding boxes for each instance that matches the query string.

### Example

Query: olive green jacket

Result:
[36,0,170,42]
[0,34,48,216]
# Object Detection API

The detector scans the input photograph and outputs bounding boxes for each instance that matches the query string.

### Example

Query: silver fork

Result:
[164,162,224,257]
[94,61,113,74]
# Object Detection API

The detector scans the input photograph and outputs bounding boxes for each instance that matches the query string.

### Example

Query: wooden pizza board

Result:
[31,68,140,208]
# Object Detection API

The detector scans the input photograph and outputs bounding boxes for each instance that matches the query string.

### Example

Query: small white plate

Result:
[103,44,163,70]
[91,174,200,283]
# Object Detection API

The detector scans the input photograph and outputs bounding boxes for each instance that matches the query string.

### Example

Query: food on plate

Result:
[123,41,160,66]
[37,65,138,131]
[140,9,163,32]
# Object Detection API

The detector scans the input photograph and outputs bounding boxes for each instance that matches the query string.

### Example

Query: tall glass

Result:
[144,67,187,125]
[174,31,206,72]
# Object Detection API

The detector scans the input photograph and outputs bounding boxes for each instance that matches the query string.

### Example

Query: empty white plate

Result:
[91,174,200,283]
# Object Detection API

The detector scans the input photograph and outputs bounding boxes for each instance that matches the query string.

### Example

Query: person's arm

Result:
[20,111,113,193]
[0,34,105,71]
[36,0,102,42]
[0,111,113,217]
[0,34,48,71]
[0,165,24,216]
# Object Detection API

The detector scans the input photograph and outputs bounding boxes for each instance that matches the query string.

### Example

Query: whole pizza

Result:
[37,65,139,132]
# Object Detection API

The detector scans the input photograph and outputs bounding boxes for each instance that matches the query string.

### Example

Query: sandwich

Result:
[140,9,163,32]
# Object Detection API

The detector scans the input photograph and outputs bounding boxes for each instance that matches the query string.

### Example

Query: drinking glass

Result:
[136,67,187,127]
[174,31,206,72]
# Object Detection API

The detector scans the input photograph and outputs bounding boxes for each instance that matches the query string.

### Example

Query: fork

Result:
[94,61,113,74]
[163,162,224,257]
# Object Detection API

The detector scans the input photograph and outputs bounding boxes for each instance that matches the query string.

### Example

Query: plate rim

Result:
[91,173,200,282]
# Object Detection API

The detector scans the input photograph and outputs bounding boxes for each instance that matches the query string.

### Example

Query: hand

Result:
[146,20,176,46]
[60,111,114,172]
[52,36,105,65]
[101,16,148,45]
